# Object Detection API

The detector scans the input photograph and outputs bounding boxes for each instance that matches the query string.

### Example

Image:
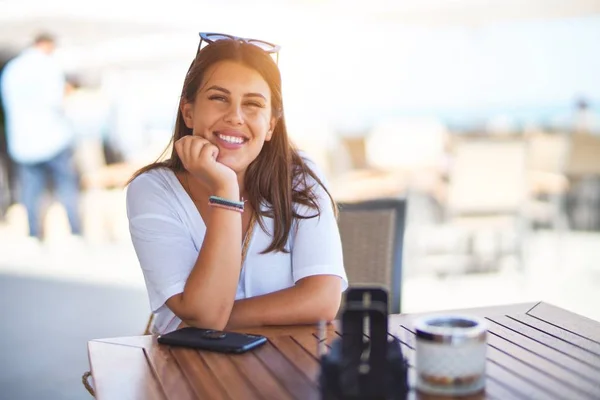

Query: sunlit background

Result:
[1,1,600,398]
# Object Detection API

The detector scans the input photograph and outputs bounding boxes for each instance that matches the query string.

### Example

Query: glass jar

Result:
[415,315,487,396]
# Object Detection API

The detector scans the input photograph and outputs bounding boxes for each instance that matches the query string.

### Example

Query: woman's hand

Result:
[175,136,238,194]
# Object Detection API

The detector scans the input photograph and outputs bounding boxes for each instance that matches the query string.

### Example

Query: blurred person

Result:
[0,33,81,239]
[0,48,19,218]
[572,97,600,136]
[126,33,347,334]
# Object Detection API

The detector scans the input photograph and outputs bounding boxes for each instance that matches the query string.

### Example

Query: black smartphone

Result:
[157,327,267,354]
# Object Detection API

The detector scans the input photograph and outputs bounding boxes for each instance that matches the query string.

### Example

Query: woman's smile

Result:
[213,129,249,150]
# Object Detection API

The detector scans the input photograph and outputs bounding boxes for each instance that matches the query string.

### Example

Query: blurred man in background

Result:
[573,97,600,136]
[0,33,81,239]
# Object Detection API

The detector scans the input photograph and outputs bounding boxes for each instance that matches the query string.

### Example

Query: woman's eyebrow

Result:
[244,93,267,100]
[205,85,229,94]
[206,85,266,100]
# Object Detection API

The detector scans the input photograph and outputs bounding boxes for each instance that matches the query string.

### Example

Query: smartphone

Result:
[157,327,267,354]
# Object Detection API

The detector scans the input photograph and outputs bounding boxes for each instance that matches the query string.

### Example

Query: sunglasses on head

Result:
[198,32,280,64]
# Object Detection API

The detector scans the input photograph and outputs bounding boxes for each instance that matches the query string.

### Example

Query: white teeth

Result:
[217,134,245,144]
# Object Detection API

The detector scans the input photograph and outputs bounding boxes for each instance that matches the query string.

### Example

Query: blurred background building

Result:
[1,0,600,399]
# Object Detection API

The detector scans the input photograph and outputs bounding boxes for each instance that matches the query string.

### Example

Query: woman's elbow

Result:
[322,292,342,321]
[186,311,229,331]
[173,298,231,331]
[315,281,342,321]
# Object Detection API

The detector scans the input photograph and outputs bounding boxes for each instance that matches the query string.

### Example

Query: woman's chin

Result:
[216,156,244,174]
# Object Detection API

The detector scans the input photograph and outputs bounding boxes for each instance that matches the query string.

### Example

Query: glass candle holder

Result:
[414,315,487,396]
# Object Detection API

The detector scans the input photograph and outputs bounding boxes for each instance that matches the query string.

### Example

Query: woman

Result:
[126,34,347,335]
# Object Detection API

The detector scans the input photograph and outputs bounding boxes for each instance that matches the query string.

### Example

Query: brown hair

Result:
[129,39,336,253]
[33,32,55,45]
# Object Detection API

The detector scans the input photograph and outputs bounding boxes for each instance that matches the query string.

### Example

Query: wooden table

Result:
[87,302,600,399]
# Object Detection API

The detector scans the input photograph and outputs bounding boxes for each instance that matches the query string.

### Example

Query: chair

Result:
[337,198,407,314]
[564,134,600,231]
[443,138,530,271]
[565,134,600,177]
[526,131,569,230]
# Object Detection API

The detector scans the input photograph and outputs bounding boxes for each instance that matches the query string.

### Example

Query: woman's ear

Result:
[266,117,278,141]
[181,102,194,129]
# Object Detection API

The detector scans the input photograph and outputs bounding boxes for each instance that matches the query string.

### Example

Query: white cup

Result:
[414,315,487,396]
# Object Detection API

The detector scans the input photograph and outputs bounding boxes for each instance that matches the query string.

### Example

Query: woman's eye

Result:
[245,102,263,108]
[209,95,227,102]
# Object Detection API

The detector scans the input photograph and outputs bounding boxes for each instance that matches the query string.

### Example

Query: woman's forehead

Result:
[201,60,270,96]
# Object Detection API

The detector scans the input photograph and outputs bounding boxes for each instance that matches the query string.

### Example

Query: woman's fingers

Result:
[175,136,238,192]
[199,142,219,163]
[177,136,210,168]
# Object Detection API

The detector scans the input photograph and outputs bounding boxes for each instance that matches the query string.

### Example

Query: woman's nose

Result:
[224,102,244,125]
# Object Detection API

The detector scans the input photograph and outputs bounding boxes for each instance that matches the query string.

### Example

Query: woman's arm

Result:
[225,275,342,329]
[166,184,243,330]
[222,161,348,329]
[164,137,248,330]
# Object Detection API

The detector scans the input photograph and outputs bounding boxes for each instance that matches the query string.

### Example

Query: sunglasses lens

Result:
[198,33,279,62]
[247,40,276,52]
[205,33,234,42]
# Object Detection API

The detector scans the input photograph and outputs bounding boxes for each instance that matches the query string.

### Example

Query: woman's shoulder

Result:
[126,167,181,211]
[128,167,177,192]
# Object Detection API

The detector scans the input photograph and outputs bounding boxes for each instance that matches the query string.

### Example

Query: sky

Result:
[290,15,600,131]
[2,2,598,133]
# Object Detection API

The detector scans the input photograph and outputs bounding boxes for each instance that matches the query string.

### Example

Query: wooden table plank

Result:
[253,341,319,400]
[88,341,166,400]
[486,316,600,386]
[512,313,600,356]
[486,345,585,399]
[228,352,295,400]
[95,335,154,347]
[528,302,600,344]
[289,331,321,359]
[269,335,321,384]
[144,343,197,400]
[484,361,559,400]
[491,315,600,369]
[486,328,598,398]
[199,351,263,400]
[483,365,536,399]
[169,347,228,399]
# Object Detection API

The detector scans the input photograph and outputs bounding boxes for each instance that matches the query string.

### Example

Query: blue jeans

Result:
[17,148,81,238]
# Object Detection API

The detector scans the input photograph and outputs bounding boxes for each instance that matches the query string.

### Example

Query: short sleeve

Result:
[126,172,198,312]
[291,159,348,291]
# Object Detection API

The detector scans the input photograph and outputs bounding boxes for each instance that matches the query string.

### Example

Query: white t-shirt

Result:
[1,48,74,163]
[126,163,348,334]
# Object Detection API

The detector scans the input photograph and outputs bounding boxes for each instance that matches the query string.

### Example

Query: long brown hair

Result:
[129,39,336,253]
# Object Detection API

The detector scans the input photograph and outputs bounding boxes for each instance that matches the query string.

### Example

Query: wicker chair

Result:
[337,197,407,314]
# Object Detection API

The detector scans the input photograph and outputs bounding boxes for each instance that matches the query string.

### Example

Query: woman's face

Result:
[181,60,277,174]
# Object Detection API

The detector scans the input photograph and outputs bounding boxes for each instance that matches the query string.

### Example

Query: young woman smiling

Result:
[126,33,347,335]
